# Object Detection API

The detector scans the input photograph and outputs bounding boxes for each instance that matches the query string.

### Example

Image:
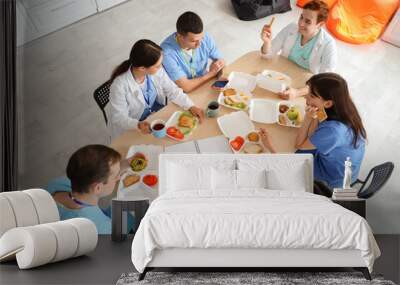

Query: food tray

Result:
[217,89,252,111]
[165,111,198,141]
[256,69,292,93]
[229,131,265,154]
[225,71,257,92]
[249,99,305,128]
[217,111,255,139]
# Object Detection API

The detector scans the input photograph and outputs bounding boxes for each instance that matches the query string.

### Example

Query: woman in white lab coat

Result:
[106,39,203,139]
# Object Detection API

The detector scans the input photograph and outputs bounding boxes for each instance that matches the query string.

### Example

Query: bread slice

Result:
[123,174,140,187]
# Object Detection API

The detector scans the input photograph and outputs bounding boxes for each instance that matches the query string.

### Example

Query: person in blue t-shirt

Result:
[161,11,224,93]
[259,73,366,196]
[47,145,136,234]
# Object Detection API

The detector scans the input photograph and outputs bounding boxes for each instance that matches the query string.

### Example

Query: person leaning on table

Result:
[46,145,137,234]
[260,73,366,197]
[260,0,337,100]
[105,39,204,140]
[160,11,225,93]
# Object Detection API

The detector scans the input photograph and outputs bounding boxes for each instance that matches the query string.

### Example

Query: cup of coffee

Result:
[150,119,166,138]
[206,101,219,118]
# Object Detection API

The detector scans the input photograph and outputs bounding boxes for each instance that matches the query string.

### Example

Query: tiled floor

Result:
[17,0,400,233]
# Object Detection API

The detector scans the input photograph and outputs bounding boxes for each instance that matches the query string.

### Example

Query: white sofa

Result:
[0,189,97,269]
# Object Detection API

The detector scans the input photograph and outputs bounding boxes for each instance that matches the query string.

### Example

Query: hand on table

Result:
[278,87,298,100]
[209,59,225,75]
[259,128,277,153]
[189,106,204,123]
[138,121,151,134]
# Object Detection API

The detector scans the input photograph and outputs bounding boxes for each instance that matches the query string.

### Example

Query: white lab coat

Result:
[261,23,337,74]
[105,67,194,139]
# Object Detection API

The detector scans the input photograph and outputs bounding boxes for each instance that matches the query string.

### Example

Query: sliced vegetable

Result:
[167,126,178,135]
[167,126,184,140]
[143,174,158,187]
[230,136,245,151]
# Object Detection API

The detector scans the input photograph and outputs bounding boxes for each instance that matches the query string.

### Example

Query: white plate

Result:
[256,69,292,93]
[165,111,198,141]
[226,72,257,92]
[217,111,255,139]
[218,89,252,111]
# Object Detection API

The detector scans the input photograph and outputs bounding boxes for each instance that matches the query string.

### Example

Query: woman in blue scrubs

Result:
[295,73,367,194]
[260,73,366,196]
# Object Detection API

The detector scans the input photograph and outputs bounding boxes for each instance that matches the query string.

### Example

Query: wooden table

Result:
[110,51,312,156]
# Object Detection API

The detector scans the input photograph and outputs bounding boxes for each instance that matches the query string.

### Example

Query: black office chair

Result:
[93,80,112,125]
[352,162,395,199]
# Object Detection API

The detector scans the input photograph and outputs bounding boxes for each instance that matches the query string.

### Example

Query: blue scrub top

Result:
[138,75,165,121]
[161,32,222,81]
[288,31,319,70]
[46,177,135,234]
[308,120,365,188]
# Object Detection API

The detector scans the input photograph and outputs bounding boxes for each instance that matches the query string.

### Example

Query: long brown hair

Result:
[306,73,366,147]
[110,39,162,82]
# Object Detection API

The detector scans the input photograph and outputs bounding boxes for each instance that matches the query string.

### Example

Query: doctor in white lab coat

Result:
[260,0,337,100]
[105,39,204,140]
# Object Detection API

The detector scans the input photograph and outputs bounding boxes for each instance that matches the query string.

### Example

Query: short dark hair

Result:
[66,145,121,194]
[176,11,203,35]
[303,0,329,23]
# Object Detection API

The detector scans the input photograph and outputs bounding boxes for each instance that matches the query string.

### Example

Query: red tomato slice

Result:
[230,140,241,151]
[167,126,178,136]
[235,136,245,145]
[167,126,184,140]
[172,130,184,140]
[143,175,158,187]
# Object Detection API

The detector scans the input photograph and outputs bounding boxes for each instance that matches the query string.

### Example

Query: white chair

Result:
[0,189,98,269]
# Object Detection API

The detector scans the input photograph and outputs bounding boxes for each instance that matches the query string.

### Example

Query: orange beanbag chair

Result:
[326,0,399,44]
[297,0,337,9]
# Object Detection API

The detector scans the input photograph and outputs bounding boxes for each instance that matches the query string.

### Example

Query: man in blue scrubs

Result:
[161,11,225,93]
[46,145,135,234]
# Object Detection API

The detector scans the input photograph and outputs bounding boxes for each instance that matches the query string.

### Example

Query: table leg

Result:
[112,200,124,242]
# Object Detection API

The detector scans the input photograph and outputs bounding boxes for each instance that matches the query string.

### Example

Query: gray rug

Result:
[116,271,396,285]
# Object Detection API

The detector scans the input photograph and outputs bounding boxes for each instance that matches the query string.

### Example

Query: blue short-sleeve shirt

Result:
[47,177,134,234]
[309,120,365,188]
[161,32,222,81]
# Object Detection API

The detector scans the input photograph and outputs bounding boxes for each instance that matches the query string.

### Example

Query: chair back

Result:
[357,162,394,199]
[93,80,112,124]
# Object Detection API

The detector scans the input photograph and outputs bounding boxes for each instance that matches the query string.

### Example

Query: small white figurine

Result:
[343,157,352,190]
